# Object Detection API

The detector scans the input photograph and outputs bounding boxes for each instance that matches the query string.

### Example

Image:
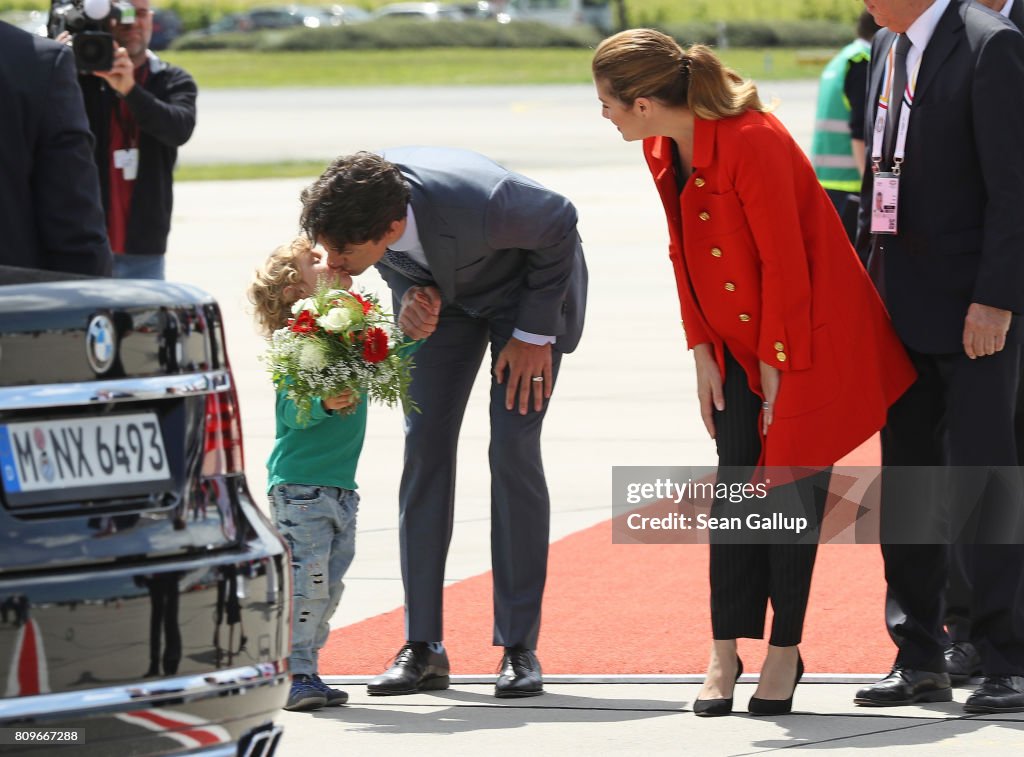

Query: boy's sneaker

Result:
[312,674,349,706]
[284,674,327,711]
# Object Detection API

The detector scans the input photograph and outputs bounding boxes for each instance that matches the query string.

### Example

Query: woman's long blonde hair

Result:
[592,28,765,120]
[247,236,312,336]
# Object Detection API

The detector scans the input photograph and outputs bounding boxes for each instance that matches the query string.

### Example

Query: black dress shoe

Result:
[945,641,982,686]
[748,654,803,716]
[693,656,743,717]
[854,665,952,706]
[495,646,543,698]
[964,675,1024,713]
[367,642,450,696]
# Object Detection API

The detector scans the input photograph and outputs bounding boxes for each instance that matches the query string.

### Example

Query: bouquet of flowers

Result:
[263,285,416,422]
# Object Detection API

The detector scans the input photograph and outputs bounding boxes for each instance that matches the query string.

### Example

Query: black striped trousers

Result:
[709,349,829,646]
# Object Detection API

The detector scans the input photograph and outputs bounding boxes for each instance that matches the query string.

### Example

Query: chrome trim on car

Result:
[0,663,285,721]
[0,371,231,410]
[179,747,237,757]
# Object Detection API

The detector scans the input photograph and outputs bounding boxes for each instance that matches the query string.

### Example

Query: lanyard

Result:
[871,39,922,175]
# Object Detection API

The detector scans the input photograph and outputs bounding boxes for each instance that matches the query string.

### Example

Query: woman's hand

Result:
[759,361,781,436]
[693,343,724,439]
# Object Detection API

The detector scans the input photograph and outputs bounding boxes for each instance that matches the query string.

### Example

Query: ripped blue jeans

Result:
[270,484,359,677]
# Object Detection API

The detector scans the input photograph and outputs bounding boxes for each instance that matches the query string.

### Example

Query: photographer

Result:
[0,20,111,277]
[60,0,197,279]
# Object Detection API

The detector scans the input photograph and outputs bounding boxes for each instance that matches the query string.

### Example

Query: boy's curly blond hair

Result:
[247,236,312,336]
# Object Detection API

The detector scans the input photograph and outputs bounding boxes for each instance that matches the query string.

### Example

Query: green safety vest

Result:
[811,38,871,192]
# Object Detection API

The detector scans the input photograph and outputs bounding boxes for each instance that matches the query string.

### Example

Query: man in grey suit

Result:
[299,148,587,698]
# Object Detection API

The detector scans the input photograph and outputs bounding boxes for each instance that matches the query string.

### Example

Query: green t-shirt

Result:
[266,390,367,492]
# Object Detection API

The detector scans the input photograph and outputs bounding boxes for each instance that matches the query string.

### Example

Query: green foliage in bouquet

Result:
[263,285,417,423]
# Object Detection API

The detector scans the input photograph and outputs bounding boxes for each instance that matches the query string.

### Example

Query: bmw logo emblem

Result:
[86,314,117,374]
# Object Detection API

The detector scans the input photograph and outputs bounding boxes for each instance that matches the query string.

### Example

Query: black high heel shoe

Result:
[693,656,744,717]
[748,653,804,716]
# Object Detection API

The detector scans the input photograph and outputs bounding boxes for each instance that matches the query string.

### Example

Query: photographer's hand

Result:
[92,47,136,96]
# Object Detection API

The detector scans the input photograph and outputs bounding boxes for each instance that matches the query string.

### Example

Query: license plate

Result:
[0,413,171,505]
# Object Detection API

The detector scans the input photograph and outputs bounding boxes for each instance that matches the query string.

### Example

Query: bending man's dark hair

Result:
[299,152,411,248]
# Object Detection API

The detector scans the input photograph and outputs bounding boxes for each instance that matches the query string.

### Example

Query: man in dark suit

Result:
[299,148,587,698]
[0,21,111,277]
[944,0,1024,689]
[854,0,1024,712]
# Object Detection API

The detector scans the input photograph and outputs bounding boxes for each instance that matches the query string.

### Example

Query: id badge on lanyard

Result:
[871,172,900,234]
[113,148,139,181]
[871,40,917,235]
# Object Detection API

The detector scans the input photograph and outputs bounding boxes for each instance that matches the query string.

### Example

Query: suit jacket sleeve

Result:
[483,175,579,337]
[124,65,197,148]
[33,43,112,276]
[971,26,1024,313]
[730,122,812,371]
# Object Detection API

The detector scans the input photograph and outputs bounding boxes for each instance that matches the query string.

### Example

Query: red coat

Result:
[644,109,916,466]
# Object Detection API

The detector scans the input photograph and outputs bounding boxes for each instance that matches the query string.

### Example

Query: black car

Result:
[150,9,184,51]
[0,267,290,757]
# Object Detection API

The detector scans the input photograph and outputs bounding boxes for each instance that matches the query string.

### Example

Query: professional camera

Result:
[48,0,136,73]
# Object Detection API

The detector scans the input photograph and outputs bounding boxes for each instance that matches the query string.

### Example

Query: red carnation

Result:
[290,310,318,334]
[351,293,374,315]
[362,327,389,363]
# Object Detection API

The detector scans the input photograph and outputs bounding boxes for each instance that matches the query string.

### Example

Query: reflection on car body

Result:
[0,266,290,757]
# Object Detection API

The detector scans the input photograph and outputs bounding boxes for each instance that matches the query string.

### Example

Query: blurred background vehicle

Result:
[193,3,370,35]
[372,2,467,22]
[325,3,373,24]
[0,9,48,36]
[150,7,184,50]
[504,0,612,30]
[454,1,513,23]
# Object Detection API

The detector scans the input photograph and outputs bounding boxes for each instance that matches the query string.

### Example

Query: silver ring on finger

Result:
[531,376,544,383]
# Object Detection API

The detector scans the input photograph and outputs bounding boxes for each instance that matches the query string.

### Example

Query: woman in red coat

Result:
[593,30,916,716]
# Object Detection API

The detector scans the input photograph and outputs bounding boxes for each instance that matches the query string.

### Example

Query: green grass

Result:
[176,160,329,181]
[623,0,859,25]
[163,46,828,89]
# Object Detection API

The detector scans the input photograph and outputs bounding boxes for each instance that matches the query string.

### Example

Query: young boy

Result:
[248,236,363,711]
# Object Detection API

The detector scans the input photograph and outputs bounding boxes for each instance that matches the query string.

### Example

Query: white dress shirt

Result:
[904,0,952,77]
[391,204,555,345]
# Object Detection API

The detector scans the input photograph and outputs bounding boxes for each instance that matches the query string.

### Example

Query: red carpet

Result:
[322,437,891,675]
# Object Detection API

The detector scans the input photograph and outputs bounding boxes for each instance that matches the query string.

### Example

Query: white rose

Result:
[291,297,316,316]
[298,340,328,370]
[317,306,352,333]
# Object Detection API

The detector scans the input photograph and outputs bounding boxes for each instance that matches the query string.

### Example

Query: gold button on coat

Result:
[699,211,710,221]
[773,341,784,351]
[694,177,706,187]
[776,351,787,362]
[739,314,751,322]
[711,247,722,257]
[724,282,736,292]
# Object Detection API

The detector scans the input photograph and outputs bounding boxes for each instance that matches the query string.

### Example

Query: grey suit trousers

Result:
[396,290,561,649]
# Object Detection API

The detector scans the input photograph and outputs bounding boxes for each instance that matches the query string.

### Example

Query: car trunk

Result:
[0,279,247,572]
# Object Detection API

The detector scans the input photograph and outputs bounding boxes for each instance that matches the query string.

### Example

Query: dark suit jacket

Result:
[377,146,588,353]
[1012,0,1024,34]
[0,22,111,277]
[856,0,1024,354]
